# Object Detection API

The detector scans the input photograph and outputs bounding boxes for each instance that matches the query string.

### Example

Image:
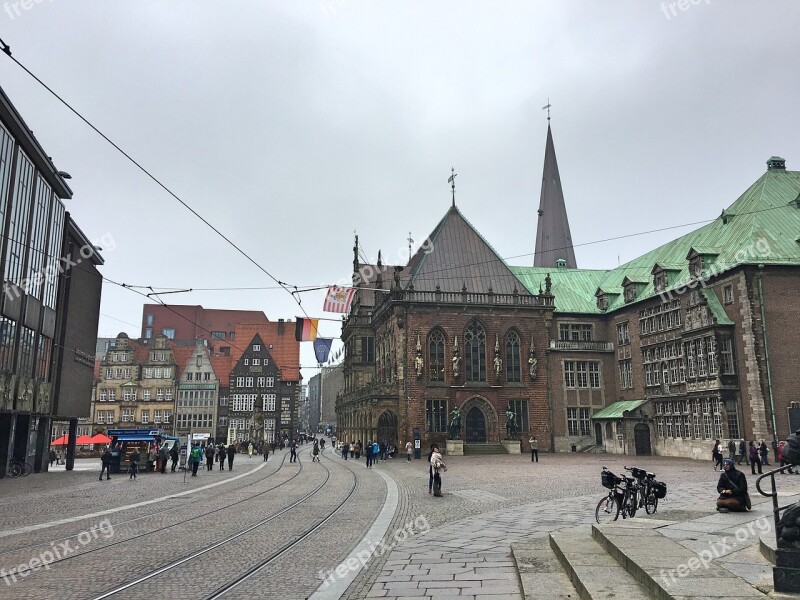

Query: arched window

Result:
[505,331,521,382]
[464,320,486,382]
[428,330,445,382]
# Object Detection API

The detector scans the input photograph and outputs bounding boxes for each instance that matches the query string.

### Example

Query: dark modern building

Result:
[0,85,103,477]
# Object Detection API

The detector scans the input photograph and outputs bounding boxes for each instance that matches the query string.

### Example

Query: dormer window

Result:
[624,284,636,303]
[690,256,703,279]
[654,272,666,292]
[597,294,607,311]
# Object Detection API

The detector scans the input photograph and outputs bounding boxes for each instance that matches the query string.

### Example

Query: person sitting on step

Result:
[716,459,750,513]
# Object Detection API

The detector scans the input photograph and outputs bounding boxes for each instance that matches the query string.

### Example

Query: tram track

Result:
[0,449,306,576]
[88,449,359,600]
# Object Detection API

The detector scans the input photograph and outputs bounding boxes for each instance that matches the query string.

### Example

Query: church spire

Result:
[533,120,577,269]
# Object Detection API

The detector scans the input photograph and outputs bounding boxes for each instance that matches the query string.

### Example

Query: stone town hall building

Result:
[336,125,800,459]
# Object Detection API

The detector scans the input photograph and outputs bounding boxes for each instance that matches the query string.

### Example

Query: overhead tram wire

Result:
[0,39,313,321]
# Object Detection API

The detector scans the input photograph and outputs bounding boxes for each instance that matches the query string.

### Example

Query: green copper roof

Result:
[591,399,648,420]
[511,166,800,314]
[701,288,734,326]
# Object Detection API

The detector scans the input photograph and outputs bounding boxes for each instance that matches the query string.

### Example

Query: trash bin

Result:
[110,451,121,474]
[571,444,577,452]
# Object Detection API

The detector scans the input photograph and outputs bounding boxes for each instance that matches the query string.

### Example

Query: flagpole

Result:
[319,362,324,437]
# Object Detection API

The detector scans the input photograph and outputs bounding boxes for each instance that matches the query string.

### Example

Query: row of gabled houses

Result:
[81,313,303,445]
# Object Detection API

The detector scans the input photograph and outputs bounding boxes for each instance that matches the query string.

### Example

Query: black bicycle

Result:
[626,466,658,514]
[8,459,33,477]
[596,467,638,523]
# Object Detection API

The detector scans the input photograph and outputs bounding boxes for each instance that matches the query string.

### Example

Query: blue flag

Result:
[313,338,334,364]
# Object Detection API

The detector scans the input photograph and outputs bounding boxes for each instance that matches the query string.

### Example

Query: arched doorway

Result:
[634,423,652,456]
[595,422,603,446]
[465,406,487,443]
[376,411,398,448]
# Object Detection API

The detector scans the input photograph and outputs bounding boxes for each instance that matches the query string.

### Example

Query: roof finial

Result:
[448,167,457,207]
[542,98,551,122]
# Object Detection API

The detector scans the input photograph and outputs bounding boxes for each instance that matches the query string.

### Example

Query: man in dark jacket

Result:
[205,444,215,471]
[99,447,112,481]
[737,439,748,465]
[226,443,236,471]
[159,446,169,474]
[717,459,749,512]
[170,444,179,472]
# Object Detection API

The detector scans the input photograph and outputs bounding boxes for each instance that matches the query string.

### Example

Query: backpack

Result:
[190,447,202,461]
[372,443,379,454]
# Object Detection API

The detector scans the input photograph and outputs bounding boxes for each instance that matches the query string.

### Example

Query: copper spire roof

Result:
[534,124,577,268]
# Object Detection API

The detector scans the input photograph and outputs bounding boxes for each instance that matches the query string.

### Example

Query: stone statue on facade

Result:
[528,338,538,380]
[449,407,462,440]
[505,406,517,439]
[494,354,502,379]
[452,335,461,378]
[415,335,424,378]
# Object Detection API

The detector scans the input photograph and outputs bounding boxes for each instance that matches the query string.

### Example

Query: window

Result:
[265,377,275,388]
[156,388,164,400]
[141,410,149,424]
[263,394,276,411]
[708,337,718,374]
[121,408,134,422]
[619,360,632,390]
[617,322,629,346]
[99,389,107,401]
[204,372,211,381]
[154,410,162,423]
[165,388,173,400]
[559,323,593,341]
[713,400,724,439]
[144,328,153,339]
[576,362,588,387]
[723,285,733,304]
[588,363,600,388]
[720,338,735,374]
[186,372,193,381]
[164,367,172,378]
[252,358,260,366]
[727,410,740,440]
[115,368,122,379]
[464,320,486,382]
[624,285,636,303]
[360,337,375,362]
[508,400,529,432]
[564,362,575,388]
[142,389,151,401]
[212,331,225,340]
[146,314,153,326]
[232,394,255,412]
[505,331,521,383]
[257,376,265,387]
[244,359,249,366]
[426,399,447,432]
[702,399,712,439]
[108,390,116,401]
[163,410,172,424]
[145,368,153,379]
[253,344,261,351]
[245,377,254,388]
[567,408,579,436]
[105,368,113,379]
[123,388,136,401]
[236,376,245,388]
[98,411,106,425]
[162,328,176,339]
[428,330,445,382]
[219,415,228,427]
[154,367,163,379]
[220,395,228,406]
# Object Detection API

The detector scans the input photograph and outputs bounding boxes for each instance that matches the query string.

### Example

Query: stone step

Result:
[592,520,764,600]
[550,529,654,600]
[463,444,507,455]
[511,537,581,600]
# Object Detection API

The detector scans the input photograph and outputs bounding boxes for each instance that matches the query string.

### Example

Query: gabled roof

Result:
[651,262,683,274]
[232,322,300,381]
[513,164,800,314]
[534,124,577,269]
[170,344,197,377]
[621,275,650,286]
[511,267,607,313]
[405,205,531,295]
[209,355,232,386]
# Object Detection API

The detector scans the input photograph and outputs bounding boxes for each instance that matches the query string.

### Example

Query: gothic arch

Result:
[427,328,447,382]
[458,395,499,443]
[464,318,487,382]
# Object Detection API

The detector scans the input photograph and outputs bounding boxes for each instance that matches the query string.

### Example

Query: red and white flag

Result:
[323,286,356,313]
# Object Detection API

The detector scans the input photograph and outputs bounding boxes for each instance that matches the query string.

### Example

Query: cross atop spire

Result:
[542,98,552,122]
[448,167,457,207]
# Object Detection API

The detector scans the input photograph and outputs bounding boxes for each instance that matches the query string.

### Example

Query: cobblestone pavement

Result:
[2,445,797,599]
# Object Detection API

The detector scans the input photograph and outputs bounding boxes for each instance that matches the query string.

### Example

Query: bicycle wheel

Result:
[9,462,22,477]
[645,491,658,514]
[23,462,33,476]
[595,495,620,524]
[627,491,638,518]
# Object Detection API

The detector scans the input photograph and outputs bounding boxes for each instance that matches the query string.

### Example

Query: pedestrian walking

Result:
[341,442,349,460]
[759,440,770,466]
[190,443,202,477]
[99,446,112,481]
[263,444,269,462]
[320,438,325,451]
[290,439,298,463]
[205,444,215,471]
[355,441,362,460]
[170,444,179,472]
[129,449,140,480]
[749,441,762,475]
[738,439,748,465]
[312,440,320,462]
[380,440,387,461]
[727,439,736,460]
[372,440,379,466]
[218,444,226,471]
[406,440,412,462]
[159,445,169,474]
[712,439,723,471]
[365,440,373,468]
[227,443,236,471]
[778,441,795,474]
[430,445,446,497]
[248,442,254,459]
[529,436,539,462]
[49,449,57,467]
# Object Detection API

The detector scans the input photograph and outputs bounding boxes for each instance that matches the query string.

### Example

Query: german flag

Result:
[295,317,319,342]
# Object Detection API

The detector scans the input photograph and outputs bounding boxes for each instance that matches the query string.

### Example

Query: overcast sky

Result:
[1,1,798,380]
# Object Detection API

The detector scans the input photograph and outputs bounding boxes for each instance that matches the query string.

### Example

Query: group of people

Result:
[714,439,772,475]
[336,439,396,462]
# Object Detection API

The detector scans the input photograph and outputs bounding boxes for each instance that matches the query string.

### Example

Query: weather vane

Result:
[448,167,457,207]
[542,98,551,121]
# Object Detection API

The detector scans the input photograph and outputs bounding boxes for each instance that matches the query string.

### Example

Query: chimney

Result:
[767,156,786,171]
[277,319,285,335]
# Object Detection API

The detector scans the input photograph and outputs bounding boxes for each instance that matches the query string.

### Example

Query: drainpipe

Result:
[756,265,778,441]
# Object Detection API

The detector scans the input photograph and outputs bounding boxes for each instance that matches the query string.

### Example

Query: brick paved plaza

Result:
[0,442,797,599]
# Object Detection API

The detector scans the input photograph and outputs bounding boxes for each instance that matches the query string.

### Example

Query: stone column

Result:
[33,416,50,473]
[0,412,13,478]
[66,417,78,471]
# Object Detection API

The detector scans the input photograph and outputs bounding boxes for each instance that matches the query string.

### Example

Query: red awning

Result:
[50,435,69,446]
[76,435,94,445]
[88,433,111,445]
